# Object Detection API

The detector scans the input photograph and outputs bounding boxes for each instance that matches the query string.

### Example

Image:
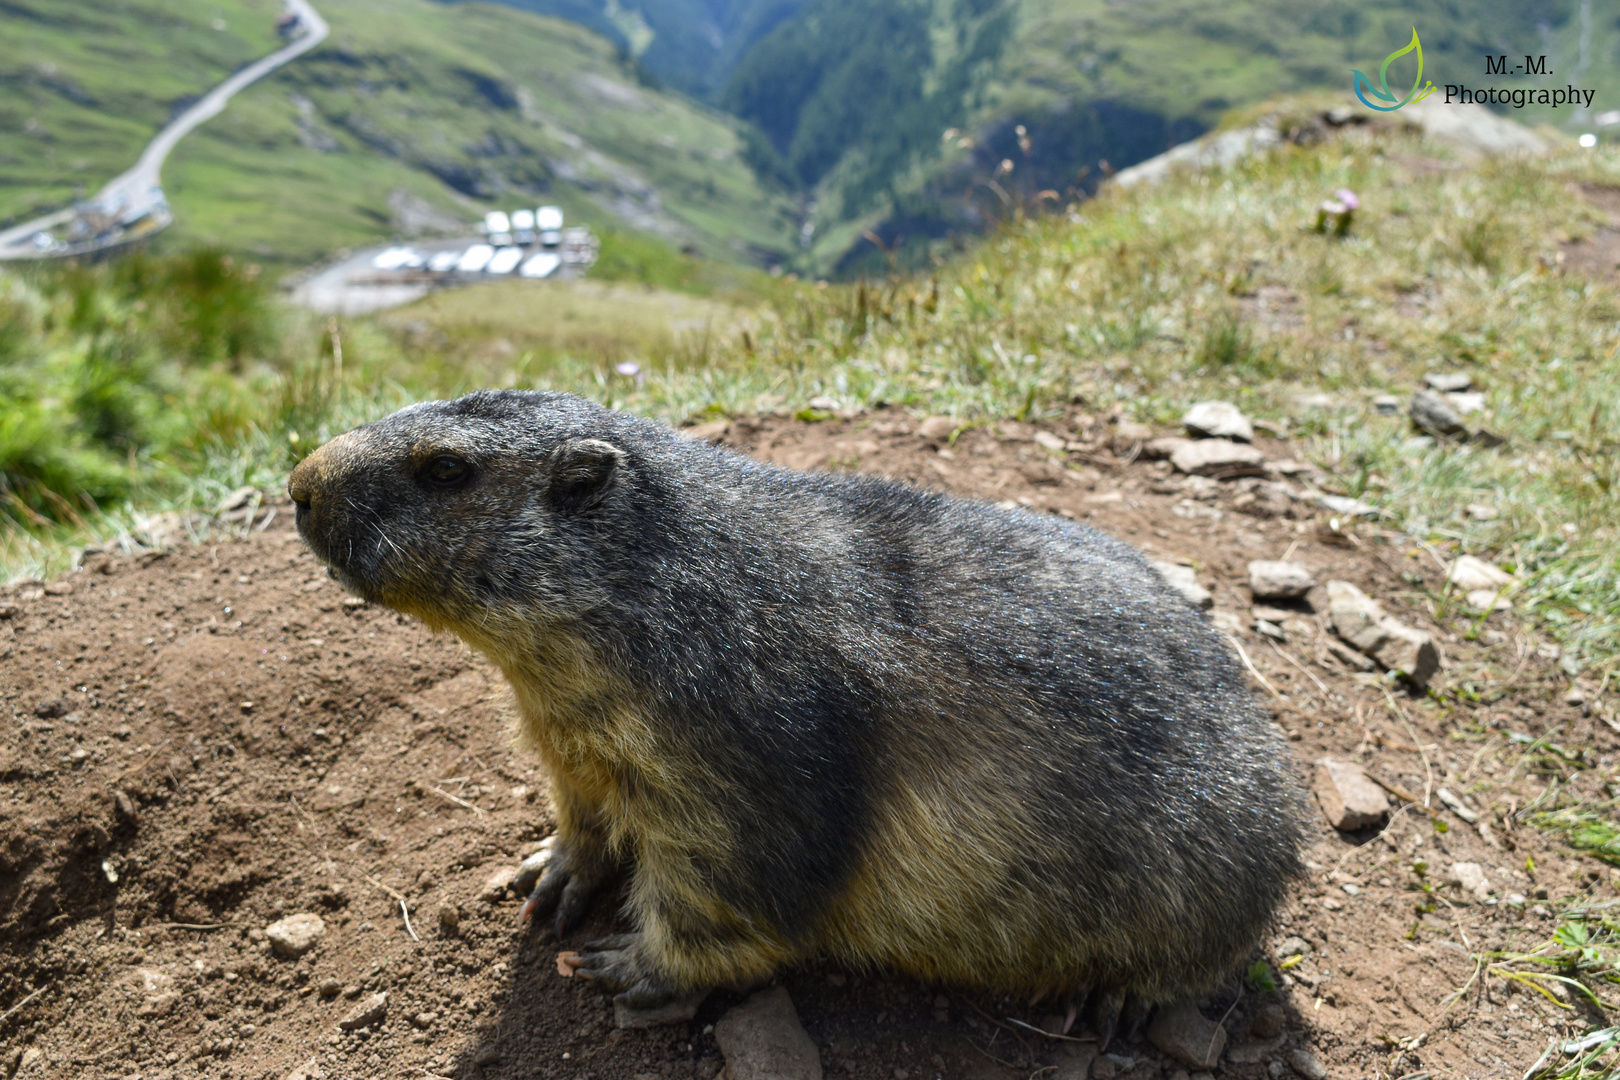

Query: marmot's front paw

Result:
[561,932,677,1008]
[516,838,610,938]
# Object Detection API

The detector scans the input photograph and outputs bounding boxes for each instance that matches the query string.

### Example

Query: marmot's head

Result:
[288,391,640,642]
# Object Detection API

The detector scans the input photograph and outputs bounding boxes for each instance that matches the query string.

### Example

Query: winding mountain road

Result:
[0,0,329,259]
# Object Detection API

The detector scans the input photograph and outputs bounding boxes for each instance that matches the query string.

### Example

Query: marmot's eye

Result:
[419,455,473,490]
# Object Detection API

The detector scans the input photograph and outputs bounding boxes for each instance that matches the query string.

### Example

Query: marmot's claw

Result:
[518,841,605,937]
[570,933,673,1004]
[556,874,596,938]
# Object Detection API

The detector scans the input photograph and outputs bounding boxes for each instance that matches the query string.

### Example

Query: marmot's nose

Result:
[287,458,316,507]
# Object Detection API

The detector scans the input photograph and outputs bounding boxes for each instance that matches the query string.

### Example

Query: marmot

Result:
[288,390,1303,1032]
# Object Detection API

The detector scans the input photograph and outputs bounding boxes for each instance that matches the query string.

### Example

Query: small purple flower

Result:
[615,361,640,377]
[1334,188,1359,211]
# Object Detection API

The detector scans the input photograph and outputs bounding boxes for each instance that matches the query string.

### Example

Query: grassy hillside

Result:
[724,0,1586,274]
[0,0,284,227]
[0,0,798,268]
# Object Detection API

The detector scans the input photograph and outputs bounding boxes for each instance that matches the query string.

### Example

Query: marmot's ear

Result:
[550,438,625,512]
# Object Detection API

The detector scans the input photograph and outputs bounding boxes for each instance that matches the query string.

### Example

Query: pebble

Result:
[1372,395,1401,415]
[1112,421,1155,452]
[338,992,387,1031]
[1139,435,1192,460]
[1146,1001,1227,1069]
[1313,493,1376,517]
[916,416,957,441]
[1286,1048,1326,1080]
[1183,401,1254,442]
[1423,372,1472,393]
[265,913,326,959]
[1247,560,1314,601]
[1254,619,1286,642]
[1410,390,1467,436]
[318,979,342,998]
[714,986,823,1080]
[1324,638,1375,671]
[1091,1056,1116,1080]
[1446,554,1514,594]
[437,904,461,933]
[1313,757,1390,831]
[282,1057,323,1080]
[1054,1042,1099,1080]
[1149,561,1213,610]
[481,865,518,902]
[1448,391,1486,415]
[1274,936,1310,959]
[1034,431,1067,452]
[1170,439,1267,478]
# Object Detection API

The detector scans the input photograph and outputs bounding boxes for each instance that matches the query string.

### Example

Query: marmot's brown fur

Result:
[289,391,1303,1031]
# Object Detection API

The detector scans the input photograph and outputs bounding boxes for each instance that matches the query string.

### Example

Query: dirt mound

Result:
[0,410,1607,1080]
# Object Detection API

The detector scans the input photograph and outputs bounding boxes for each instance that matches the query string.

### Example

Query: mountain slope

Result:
[722,0,1582,273]
[0,0,798,267]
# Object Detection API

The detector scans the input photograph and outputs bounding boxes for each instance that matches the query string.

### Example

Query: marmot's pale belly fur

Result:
[289,391,1303,1015]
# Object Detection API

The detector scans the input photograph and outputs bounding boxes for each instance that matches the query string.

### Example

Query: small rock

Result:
[1324,639,1375,671]
[1565,687,1588,706]
[1447,391,1486,415]
[42,581,71,596]
[1411,390,1467,436]
[1091,1056,1116,1080]
[1314,757,1390,831]
[1467,503,1499,520]
[1248,560,1314,601]
[113,789,138,824]
[1254,618,1286,642]
[472,1045,501,1066]
[1147,1001,1227,1070]
[437,904,461,933]
[1170,439,1267,478]
[1286,1048,1326,1080]
[265,913,326,958]
[1324,580,1440,686]
[1423,372,1472,393]
[1250,1003,1286,1039]
[1446,554,1514,594]
[217,486,259,514]
[714,986,822,1080]
[137,991,180,1018]
[1373,621,1441,687]
[481,865,518,902]
[283,1059,326,1080]
[1034,431,1067,452]
[342,983,362,999]
[1140,435,1192,460]
[615,988,711,1029]
[1210,610,1246,634]
[1436,787,1480,824]
[1314,493,1376,517]
[1112,422,1155,453]
[33,699,68,719]
[412,1012,436,1029]
[916,416,957,441]
[682,420,731,444]
[1149,561,1213,610]
[338,992,387,1031]
[1372,395,1401,415]
[1183,401,1254,442]
[318,978,342,998]
[1292,392,1335,411]
[1450,862,1491,900]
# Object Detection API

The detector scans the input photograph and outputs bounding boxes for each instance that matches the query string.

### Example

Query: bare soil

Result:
[1,410,1612,1080]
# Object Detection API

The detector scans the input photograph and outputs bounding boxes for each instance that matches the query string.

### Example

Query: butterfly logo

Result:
[1352,27,1438,111]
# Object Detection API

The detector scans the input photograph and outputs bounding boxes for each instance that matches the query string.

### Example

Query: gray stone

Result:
[1286,1048,1326,1080]
[614,989,711,1029]
[283,1058,327,1080]
[338,992,387,1031]
[1170,439,1267,478]
[1314,493,1376,517]
[1140,436,1192,460]
[1423,372,1472,393]
[1448,391,1486,415]
[1411,390,1467,436]
[1372,395,1401,415]
[916,416,957,442]
[1314,757,1390,831]
[1149,561,1213,610]
[1147,1001,1227,1070]
[481,864,518,901]
[1324,638,1376,672]
[1372,622,1441,687]
[1183,401,1254,442]
[1247,561,1314,601]
[1325,581,1389,654]
[265,913,326,958]
[714,986,822,1080]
